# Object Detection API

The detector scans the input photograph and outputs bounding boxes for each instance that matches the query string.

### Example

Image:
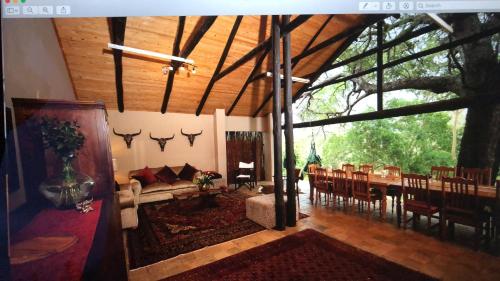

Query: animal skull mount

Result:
[181,129,203,147]
[149,133,175,151]
[113,129,142,149]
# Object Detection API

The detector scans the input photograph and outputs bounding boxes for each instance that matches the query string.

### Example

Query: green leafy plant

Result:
[193,173,214,191]
[39,116,85,159]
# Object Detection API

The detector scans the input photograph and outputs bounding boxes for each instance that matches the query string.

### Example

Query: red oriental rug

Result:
[129,193,309,269]
[164,229,438,281]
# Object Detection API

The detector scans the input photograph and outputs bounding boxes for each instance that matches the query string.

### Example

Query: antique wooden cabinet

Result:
[11,98,126,280]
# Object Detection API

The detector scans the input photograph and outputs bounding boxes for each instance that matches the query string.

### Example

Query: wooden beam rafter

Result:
[195,16,242,116]
[108,17,127,112]
[160,16,185,114]
[161,16,217,114]
[215,15,312,82]
[251,15,334,117]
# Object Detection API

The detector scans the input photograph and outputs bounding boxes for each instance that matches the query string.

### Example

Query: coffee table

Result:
[173,188,223,208]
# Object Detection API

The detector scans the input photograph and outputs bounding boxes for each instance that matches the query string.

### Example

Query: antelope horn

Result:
[193,130,203,136]
[113,128,125,137]
[131,129,142,136]
[181,129,188,136]
[166,134,175,140]
[149,133,159,141]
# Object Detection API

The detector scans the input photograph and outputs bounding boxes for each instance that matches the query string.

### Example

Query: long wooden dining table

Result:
[367,174,498,229]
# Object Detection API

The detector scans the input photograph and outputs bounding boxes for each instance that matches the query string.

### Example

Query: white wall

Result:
[2,18,75,210]
[108,110,273,183]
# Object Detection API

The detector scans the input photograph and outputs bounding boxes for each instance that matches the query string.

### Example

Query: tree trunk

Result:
[455,14,500,181]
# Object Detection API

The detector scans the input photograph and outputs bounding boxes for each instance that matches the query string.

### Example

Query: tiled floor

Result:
[127,183,500,281]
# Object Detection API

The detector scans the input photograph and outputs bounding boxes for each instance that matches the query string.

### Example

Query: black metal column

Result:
[282,15,296,227]
[271,15,285,230]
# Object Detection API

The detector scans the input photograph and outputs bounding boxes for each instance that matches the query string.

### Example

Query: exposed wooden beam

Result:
[306,24,500,92]
[282,15,296,227]
[180,16,218,59]
[226,46,271,115]
[251,15,334,117]
[376,21,384,111]
[291,32,362,103]
[195,16,242,116]
[108,17,127,112]
[215,15,312,82]
[290,15,384,65]
[160,16,185,114]
[271,15,285,231]
[291,94,500,129]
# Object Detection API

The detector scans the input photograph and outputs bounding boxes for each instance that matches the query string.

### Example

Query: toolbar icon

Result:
[22,5,38,15]
[359,1,381,11]
[5,6,20,15]
[382,1,396,10]
[399,1,414,11]
[39,5,53,15]
[56,5,71,15]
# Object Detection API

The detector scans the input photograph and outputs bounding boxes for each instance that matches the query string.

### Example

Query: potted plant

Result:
[38,116,95,209]
[193,173,214,192]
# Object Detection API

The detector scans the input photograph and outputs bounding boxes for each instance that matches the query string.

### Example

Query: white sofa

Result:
[128,166,224,204]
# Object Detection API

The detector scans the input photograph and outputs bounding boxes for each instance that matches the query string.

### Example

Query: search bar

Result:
[416,1,500,11]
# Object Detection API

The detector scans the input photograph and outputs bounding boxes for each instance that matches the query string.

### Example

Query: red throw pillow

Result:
[134,166,157,186]
[178,163,198,181]
[155,165,178,184]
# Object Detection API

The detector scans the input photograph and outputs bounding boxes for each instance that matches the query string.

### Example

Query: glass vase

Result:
[39,156,95,209]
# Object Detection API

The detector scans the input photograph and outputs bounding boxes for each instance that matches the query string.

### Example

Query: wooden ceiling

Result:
[53,15,369,116]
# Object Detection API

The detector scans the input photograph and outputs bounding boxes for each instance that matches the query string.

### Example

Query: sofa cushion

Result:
[141,182,174,194]
[171,180,196,189]
[178,163,198,181]
[134,166,158,186]
[155,165,178,184]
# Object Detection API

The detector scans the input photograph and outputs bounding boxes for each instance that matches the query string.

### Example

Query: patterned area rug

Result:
[164,229,438,281]
[128,192,306,269]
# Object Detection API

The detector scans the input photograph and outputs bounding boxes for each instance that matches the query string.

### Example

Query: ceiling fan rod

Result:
[265,72,310,84]
[107,43,195,65]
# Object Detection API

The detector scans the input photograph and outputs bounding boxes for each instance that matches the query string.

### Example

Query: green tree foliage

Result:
[320,99,460,174]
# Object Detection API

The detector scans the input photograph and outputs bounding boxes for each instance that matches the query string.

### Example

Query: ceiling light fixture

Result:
[265,72,310,84]
[108,43,195,65]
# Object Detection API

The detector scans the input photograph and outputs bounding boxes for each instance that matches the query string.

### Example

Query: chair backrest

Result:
[332,169,348,193]
[401,173,430,206]
[341,163,355,175]
[384,165,401,177]
[359,164,374,174]
[430,166,455,181]
[441,176,478,213]
[239,162,254,169]
[308,164,319,174]
[459,167,492,186]
[315,168,329,189]
[352,171,370,197]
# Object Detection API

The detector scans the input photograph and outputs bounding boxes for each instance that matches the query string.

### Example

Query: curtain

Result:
[226,132,265,184]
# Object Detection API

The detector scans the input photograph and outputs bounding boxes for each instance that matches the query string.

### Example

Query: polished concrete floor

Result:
[127,183,500,281]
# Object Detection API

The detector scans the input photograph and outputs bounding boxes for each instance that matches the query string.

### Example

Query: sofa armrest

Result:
[128,179,142,206]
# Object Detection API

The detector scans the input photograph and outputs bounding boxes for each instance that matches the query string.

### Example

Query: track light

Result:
[265,72,310,84]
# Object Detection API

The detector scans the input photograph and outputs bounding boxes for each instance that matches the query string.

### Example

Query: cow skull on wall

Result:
[181,129,202,147]
[113,128,141,148]
[149,133,175,151]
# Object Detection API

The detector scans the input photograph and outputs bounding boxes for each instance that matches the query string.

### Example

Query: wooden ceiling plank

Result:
[251,15,334,117]
[215,15,312,82]
[160,16,186,113]
[108,17,127,112]
[195,16,242,116]
[180,16,218,58]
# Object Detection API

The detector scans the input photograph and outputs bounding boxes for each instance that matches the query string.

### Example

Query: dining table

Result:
[367,174,498,229]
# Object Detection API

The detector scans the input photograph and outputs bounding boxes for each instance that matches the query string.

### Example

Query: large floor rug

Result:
[164,229,438,281]
[128,192,268,269]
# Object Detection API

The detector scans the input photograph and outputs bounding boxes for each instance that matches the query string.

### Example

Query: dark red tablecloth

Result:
[11,200,102,281]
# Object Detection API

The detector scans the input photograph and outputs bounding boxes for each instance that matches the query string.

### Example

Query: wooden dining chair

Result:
[351,171,382,218]
[384,165,401,213]
[401,173,440,232]
[331,169,350,211]
[341,163,355,176]
[441,176,490,249]
[359,164,374,174]
[314,168,331,206]
[430,166,455,181]
[459,167,492,186]
[307,164,319,201]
